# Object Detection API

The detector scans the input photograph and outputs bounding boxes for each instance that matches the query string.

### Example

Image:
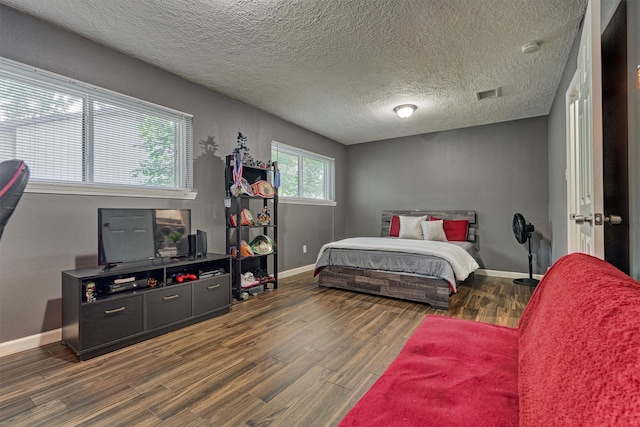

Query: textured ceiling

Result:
[1,0,588,145]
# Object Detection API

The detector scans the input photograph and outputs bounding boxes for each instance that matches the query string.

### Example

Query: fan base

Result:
[513,278,540,286]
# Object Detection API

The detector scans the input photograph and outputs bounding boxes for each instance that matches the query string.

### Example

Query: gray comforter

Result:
[314,238,478,292]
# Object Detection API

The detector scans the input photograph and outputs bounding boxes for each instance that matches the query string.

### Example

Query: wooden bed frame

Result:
[318,210,477,309]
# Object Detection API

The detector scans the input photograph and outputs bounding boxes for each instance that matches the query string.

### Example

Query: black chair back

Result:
[0,159,30,241]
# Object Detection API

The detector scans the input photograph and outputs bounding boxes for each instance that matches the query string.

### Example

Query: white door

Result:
[566,0,604,258]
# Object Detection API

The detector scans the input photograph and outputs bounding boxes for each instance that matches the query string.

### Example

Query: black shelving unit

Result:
[225,154,278,300]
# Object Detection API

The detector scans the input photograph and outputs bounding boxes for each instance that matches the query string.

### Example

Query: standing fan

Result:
[512,213,539,286]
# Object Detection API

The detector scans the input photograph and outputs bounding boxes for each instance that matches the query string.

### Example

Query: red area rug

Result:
[339,315,519,426]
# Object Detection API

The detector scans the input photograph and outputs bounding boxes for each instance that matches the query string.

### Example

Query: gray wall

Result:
[345,117,550,274]
[0,6,346,343]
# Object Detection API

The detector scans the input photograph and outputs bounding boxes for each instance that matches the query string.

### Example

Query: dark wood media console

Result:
[62,253,231,360]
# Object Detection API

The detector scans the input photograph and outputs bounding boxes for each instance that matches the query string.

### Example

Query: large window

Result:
[0,58,194,198]
[271,141,335,205]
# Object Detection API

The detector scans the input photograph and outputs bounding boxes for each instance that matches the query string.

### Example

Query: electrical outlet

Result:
[302,245,307,253]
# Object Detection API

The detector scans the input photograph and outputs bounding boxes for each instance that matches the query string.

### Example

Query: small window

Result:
[271,141,335,205]
[0,58,194,198]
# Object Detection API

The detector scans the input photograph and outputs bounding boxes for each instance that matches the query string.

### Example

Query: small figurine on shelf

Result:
[256,206,271,225]
[85,281,96,302]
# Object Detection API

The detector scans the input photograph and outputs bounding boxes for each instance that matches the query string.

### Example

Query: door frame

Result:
[565,0,604,258]
[566,71,580,253]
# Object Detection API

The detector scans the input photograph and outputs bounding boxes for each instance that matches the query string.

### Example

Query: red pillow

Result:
[430,216,469,241]
[389,215,400,237]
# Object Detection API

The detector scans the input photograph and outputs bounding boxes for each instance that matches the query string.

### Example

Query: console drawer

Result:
[80,295,144,349]
[193,276,231,315]
[146,285,192,329]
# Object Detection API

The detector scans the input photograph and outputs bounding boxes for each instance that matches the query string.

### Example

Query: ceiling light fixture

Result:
[521,41,541,54]
[394,104,417,118]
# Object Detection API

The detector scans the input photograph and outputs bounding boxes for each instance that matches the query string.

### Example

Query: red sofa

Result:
[339,253,640,426]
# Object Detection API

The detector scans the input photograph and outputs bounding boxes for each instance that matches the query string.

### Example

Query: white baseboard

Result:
[0,328,61,358]
[279,263,315,278]
[476,268,544,280]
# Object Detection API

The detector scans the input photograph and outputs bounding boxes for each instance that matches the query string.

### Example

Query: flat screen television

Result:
[98,208,191,266]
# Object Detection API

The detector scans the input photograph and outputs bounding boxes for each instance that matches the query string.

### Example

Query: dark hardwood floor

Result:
[0,272,533,426]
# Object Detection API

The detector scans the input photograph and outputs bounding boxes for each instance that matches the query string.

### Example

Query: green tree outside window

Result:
[133,115,176,187]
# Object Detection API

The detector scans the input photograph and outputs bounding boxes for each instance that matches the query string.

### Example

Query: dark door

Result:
[601,1,630,273]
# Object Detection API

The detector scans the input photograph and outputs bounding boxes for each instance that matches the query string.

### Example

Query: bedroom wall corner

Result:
[344,117,550,275]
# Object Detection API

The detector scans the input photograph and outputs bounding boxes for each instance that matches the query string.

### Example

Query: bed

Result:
[315,210,479,309]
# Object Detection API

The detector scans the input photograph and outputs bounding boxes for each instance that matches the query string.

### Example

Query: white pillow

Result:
[399,215,427,239]
[421,220,448,241]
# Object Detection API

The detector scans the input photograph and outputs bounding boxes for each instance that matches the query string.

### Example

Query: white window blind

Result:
[0,57,194,198]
